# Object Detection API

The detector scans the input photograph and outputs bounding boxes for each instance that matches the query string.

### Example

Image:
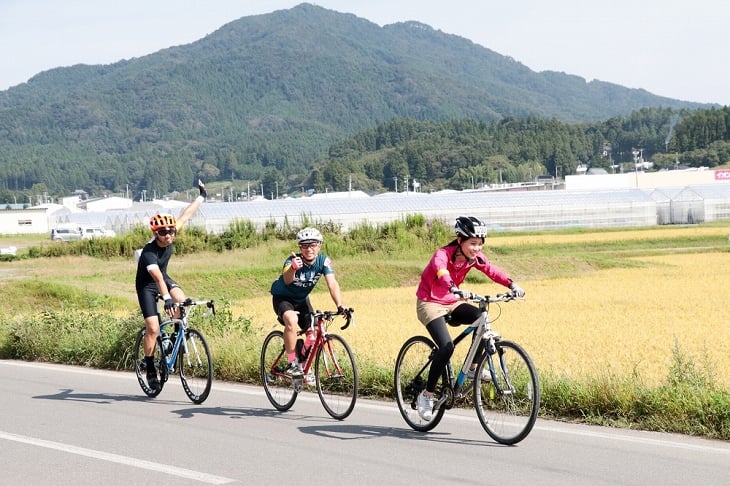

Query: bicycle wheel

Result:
[474,339,540,445]
[178,328,213,404]
[394,335,447,432]
[314,334,358,420]
[260,330,297,411]
[134,328,165,397]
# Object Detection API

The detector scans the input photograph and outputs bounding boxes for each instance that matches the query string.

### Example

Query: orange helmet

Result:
[149,213,177,231]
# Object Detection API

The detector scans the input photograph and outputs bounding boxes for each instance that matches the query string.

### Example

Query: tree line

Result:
[308,106,730,193]
[1,105,728,204]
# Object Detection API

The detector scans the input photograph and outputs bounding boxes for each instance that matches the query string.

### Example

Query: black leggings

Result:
[425,303,483,393]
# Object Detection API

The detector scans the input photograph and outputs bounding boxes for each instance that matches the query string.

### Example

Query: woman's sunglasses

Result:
[156,228,177,236]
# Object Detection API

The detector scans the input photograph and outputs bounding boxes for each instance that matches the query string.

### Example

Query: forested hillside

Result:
[310,107,730,192]
[0,3,720,202]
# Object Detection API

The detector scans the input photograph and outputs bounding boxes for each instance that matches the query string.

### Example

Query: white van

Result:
[81,226,116,239]
[50,226,82,242]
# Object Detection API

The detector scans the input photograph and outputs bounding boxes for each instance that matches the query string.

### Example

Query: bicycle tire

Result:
[133,327,165,397]
[178,328,213,404]
[394,335,448,432]
[315,334,358,420]
[474,339,540,445]
[260,330,297,410]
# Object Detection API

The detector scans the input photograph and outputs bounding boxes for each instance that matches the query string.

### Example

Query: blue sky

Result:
[1,0,728,105]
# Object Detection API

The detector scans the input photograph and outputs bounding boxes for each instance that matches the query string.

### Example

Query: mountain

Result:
[0,3,711,198]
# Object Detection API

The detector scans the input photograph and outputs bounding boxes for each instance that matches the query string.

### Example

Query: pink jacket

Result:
[416,243,512,305]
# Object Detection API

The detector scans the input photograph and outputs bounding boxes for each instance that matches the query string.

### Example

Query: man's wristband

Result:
[162,293,171,301]
[196,195,205,203]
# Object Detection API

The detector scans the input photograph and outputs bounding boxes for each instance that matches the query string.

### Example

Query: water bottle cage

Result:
[160,333,173,355]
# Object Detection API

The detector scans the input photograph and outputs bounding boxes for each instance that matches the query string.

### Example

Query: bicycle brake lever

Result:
[340,312,354,330]
[206,300,216,316]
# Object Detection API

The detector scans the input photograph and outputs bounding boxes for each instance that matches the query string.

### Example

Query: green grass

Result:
[539,342,730,439]
[1,220,729,439]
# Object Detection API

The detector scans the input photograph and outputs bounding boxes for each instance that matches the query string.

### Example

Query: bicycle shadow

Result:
[33,388,154,404]
[297,423,504,448]
[170,406,295,420]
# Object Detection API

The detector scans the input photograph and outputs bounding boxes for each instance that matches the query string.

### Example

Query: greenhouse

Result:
[52,186,691,234]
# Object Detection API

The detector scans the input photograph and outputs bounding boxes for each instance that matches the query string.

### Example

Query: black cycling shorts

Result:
[137,279,179,318]
[272,295,313,330]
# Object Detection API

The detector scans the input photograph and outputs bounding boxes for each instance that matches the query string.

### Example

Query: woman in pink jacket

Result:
[414,216,525,421]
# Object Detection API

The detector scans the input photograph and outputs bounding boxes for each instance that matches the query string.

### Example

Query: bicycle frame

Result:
[159,312,193,374]
[157,300,215,372]
[297,312,351,381]
[135,297,216,404]
[431,295,520,415]
[160,301,209,367]
[394,291,539,443]
[267,310,347,386]
[261,307,358,419]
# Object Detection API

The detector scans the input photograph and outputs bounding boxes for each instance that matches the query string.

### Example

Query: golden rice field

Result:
[239,250,730,387]
[489,225,729,246]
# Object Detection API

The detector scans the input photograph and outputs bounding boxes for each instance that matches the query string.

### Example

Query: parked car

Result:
[81,226,116,239]
[50,227,83,242]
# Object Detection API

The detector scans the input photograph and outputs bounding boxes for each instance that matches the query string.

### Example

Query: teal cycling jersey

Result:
[270,252,334,303]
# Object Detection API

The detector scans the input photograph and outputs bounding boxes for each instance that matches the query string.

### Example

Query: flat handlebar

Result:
[451,289,518,304]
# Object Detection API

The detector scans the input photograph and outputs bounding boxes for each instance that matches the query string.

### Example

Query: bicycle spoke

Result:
[179,328,213,404]
[133,328,164,398]
[260,330,297,411]
[315,334,358,420]
[394,336,446,431]
[474,340,540,445]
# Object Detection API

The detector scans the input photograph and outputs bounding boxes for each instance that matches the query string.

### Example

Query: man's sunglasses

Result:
[298,242,319,249]
[156,228,177,236]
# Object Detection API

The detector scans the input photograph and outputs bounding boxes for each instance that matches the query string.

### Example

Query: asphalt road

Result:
[1,360,728,485]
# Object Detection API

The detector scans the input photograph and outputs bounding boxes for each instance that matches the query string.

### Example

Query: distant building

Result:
[0,205,67,235]
[82,196,134,212]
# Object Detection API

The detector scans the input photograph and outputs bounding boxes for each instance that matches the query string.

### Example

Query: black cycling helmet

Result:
[455,216,488,239]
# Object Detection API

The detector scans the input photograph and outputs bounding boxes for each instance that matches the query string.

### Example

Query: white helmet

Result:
[296,227,323,244]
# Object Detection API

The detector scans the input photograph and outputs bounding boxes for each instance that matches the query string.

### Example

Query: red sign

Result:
[715,169,730,180]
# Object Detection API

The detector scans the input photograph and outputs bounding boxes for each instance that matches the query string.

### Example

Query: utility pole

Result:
[393,177,398,193]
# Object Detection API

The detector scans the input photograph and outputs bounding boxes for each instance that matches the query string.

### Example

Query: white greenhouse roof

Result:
[52,183,730,234]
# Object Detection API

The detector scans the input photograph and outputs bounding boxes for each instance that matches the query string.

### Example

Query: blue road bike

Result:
[134,298,216,404]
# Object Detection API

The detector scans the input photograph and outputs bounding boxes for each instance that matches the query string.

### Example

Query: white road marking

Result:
[0,431,234,484]
[535,424,730,455]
